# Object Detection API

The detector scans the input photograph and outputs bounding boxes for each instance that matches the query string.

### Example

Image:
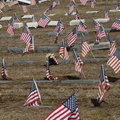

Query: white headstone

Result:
[86,11,99,14]
[26,22,38,28]
[65,12,76,16]
[95,18,110,23]
[0,16,12,21]
[69,19,85,26]
[14,23,23,29]
[48,14,55,16]
[47,21,58,26]
[109,10,120,12]
[22,15,34,19]
[0,24,2,29]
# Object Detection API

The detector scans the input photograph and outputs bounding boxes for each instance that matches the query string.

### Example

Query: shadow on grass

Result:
[108,76,119,82]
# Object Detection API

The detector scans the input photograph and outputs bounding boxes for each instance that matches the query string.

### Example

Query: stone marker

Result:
[47,21,58,26]
[22,80,52,83]
[47,32,66,36]
[0,16,12,21]
[61,80,99,84]
[8,47,24,53]
[69,19,85,26]
[26,22,38,28]
[48,14,55,16]
[22,15,34,19]
[21,105,54,108]
[86,11,99,14]
[13,61,38,65]
[0,24,2,29]
[109,9,120,12]
[14,22,23,29]
[65,12,76,16]
[36,46,59,52]
[95,18,110,23]
[0,81,12,83]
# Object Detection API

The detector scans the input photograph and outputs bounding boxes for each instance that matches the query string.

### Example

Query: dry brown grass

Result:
[0,0,120,120]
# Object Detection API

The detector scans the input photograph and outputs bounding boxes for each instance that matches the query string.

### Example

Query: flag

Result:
[81,34,90,57]
[23,80,41,107]
[53,19,64,33]
[20,26,31,43]
[2,58,12,80]
[91,0,96,8]
[46,61,58,80]
[8,0,18,7]
[59,39,69,60]
[73,49,84,73]
[68,1,75,15]
[0,1,4,9]
[107,49,120,74]
[32,16,36,22]
[104,7,109,19]
[97,25,106,39]
[97,65,110,103]
[44,5,53,14]
[53,19,64,43]
[13,14,20,23]
[31,0,36,5]
[44,93,81,120]
[112,19,120,30]
[116,3,120,10]
[22,5,28,13]
[75,9,80,20]
[23,35,34,54]
[77,21,87,32]
[38,14,51,28]
[67,27,77,47]
[52,0,60,8]
[7,19,14,35]
[80,0,88,5]
[108,34,116,57]
[93,18,100,30]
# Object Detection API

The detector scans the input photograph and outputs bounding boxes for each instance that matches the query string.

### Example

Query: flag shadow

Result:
[67,75,80,80]
[108,76,119,82]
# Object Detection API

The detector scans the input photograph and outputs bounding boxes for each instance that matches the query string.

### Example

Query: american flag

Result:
[23,80,41,107]
[38,14,51,28]
[22,5,28,13]
[20,26,31,43]
[53,19,64,33]
[52,0,60,8]
[97,65,110,103]
[93,18,100,30]
[32,16,36,22]
[68,1,75,15]
[13,14,20,23]
[44,93,81,120]
[80,0,88,5]
[59,39,69,60]
[104,7,109,19]
[116,3,120,10]
[0,1,4,9]
[108,34,116,57]
[77,21,87,32]
[44,5,53,14]
[67,27,77,47]
[8,0,18,7]
[81,34,90,57]
[112,19,120,30]
[49,53,59,65]
[97,25,106,39]
[107,49,120,74]
[91,0,96,8]
[2,58,12,80]
[73,49,84,73]
[31,0,36,5]
[7,19,14,35]
[75,9,80,20]
[46,61,58,80]
[23,35,34,54]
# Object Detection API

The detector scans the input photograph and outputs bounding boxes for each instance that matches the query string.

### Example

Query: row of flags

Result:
[22,63,111,119]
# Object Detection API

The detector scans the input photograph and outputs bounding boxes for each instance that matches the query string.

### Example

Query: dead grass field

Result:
[0,0,120,120]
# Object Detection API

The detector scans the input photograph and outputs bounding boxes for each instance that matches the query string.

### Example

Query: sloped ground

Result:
[0,0,120,120]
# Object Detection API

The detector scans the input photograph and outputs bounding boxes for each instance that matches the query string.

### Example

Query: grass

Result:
[0,0,120,120]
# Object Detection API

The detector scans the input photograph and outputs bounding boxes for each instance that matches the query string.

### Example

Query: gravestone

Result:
[69,19,85,26]
[13,61,38,65]
[8,47,24,53]
[95,18,110,23]
[47,21,58,26]
[0,16,12,21]
[109,10,120,12]
[14,22,23,29]
[47,32,66,36]
[22,15,34,19]
[26,22,38,28]
[86,11,99,14]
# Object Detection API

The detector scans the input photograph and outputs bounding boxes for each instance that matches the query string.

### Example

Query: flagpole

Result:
[33,79,43,105]
[90,49,95,59]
